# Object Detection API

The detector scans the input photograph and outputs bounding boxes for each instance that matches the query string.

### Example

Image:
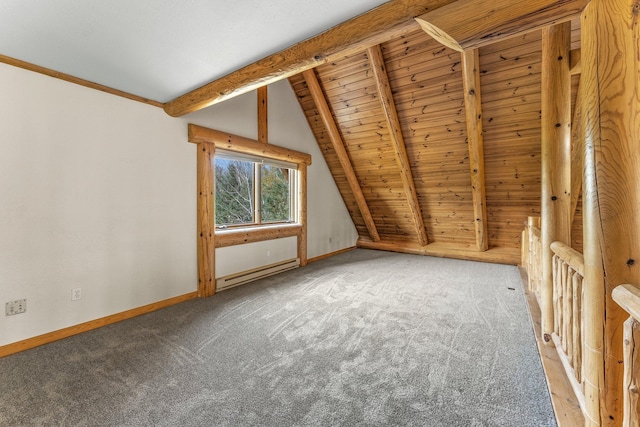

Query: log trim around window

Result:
[188,123,310,297]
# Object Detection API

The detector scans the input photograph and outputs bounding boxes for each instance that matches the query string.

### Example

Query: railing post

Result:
[581,0,640,424]
[541,22,572,344]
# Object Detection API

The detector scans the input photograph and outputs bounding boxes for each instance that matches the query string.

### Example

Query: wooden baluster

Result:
[561,262,569,352]
[530,220,536,293]
[536,233,543,297]
[538,234,542,296]
[531,232,536,293]
[553,255,560,335]
[573,274,583,384]
[565,268,574,366]
[557,260,564,347]
[623,317,640,426]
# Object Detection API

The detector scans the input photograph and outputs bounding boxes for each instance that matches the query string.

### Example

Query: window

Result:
[189,123,311,296]
[214,150,297,228]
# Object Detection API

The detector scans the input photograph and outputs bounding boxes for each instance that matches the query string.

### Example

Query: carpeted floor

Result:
[0,249,556,426]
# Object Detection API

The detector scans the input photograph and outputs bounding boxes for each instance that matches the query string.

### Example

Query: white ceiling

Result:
[0,0,389,103]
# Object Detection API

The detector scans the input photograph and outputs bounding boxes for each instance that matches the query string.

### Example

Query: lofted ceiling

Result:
[0,0,388,102]
[287,16,584,264]
[1,0,587,265]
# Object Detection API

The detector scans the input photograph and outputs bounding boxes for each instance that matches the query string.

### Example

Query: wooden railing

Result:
[550,241,586,414]
[612,284,640,426]
[522,217,542,301]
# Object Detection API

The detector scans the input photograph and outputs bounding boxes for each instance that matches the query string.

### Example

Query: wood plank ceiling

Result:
[289,18,583,265]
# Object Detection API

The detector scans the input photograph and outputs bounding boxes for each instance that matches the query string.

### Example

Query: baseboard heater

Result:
[216,258,300,292]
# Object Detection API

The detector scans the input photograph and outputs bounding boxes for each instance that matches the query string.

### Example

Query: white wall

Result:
[0,64,356,346]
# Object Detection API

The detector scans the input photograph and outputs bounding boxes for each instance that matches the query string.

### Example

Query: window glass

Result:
[261,164,290,223]
[215,158,255,226]
[214,153,296,227]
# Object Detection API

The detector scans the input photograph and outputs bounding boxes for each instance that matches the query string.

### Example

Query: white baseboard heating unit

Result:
[216,258,300,292]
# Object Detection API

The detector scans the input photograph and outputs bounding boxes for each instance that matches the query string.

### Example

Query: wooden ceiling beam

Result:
[163,0,457,117]
[367,45,428,247]
[461,49,488,251]
[301,69,380,242]
[188,124,311,165]
[415,0,588,52]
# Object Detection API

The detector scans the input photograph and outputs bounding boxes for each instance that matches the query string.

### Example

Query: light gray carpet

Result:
[0,249,555,426]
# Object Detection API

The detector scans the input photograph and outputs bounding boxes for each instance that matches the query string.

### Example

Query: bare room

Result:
[1,0,639,425]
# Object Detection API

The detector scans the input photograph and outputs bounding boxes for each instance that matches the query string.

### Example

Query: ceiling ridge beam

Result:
[461,49,488,251]
[301,69,380,243]
[415,0,588,52]
[163,0,457,117]
[367,44,428,247]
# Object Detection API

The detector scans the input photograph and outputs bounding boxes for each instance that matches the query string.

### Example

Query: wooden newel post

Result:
[581,0,640,424]
[540,22,572,344]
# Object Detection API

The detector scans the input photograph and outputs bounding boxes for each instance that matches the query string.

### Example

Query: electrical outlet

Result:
[72,288,82,301]
[6,299,26,316]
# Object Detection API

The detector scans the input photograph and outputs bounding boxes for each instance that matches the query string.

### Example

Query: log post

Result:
[258,86,268,143]
[581,0,640,424]
[540,22,572,344]
[197,143,216,297]
[461,49,488,251]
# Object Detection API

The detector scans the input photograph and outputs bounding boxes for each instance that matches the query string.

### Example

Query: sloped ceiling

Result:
[1,0,585,265]
[288,19,583,264]
[0,0,388,102]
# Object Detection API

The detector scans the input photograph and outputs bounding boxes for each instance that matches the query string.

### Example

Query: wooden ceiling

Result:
[287,18,583,265]
[157,0,588,266]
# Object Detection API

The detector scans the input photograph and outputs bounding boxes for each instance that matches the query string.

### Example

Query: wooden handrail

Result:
[612,284,640,322]
[550,241,584,276]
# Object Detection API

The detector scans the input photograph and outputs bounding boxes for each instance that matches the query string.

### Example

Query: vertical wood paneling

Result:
[315,52,420,241]
[289,25,573,262]
[301,68,381,242]
[368,44,428,246]
[288,74,368,237]
[480,31,543,250]
[383,31,475,245]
